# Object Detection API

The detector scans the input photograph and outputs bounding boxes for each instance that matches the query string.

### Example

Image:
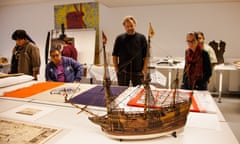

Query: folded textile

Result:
[70,85,128,107]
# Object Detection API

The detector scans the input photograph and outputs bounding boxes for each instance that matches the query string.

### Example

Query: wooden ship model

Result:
[67,27,192,140]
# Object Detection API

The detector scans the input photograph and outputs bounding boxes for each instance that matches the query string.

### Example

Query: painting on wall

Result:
[54,2,100,64]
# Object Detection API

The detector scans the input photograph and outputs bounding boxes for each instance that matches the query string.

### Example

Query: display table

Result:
[0,81,238,144]
[150,57,240,103]
[214,63,239,102]
[0,96,237,143]
[86,58,240,100]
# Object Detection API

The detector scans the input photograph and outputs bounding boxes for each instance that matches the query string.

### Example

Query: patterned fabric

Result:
[185,46,203,89]
[182,46,212,90]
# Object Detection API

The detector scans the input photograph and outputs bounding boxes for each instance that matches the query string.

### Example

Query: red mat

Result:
[127,89,202,112]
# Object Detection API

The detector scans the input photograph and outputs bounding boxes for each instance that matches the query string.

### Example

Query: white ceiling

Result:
[0,0,239,7]
[96,0,240,7]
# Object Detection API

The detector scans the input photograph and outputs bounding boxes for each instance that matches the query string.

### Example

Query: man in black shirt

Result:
[112,16,148,86]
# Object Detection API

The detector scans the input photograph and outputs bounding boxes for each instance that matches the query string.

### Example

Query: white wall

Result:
[0,1,239,85]
[0,0,94,80]
[100,2,240,60]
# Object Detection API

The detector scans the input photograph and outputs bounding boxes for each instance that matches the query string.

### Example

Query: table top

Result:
[0,82,238,144]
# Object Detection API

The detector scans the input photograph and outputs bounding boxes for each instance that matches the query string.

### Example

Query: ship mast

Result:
[143,23,154,117]
[172,69,179,107]
[102,31,113,114]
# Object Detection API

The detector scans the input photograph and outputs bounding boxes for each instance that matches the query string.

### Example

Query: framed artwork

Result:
[54,2,100,64]
[0,118,61,144]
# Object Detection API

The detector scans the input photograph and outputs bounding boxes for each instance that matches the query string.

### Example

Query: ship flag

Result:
[102,31,107,45]
[149,23,154,38]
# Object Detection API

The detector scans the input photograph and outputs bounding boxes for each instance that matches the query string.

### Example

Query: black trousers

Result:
[117,71,144,86]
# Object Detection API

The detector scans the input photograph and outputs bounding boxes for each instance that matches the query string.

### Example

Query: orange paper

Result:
[3,82,64,98]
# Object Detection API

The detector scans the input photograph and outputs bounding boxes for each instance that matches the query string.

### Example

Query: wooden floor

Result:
[214,94,240,143]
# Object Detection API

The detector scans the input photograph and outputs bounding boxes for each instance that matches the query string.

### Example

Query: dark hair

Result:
[187,32,198,40]
[12,29,35,44]
[63,37,73,45]
[50,47,61,54]
[196,31,205,40]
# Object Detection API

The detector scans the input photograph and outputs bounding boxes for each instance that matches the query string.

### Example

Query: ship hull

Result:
[89,100,191,140]
[103,127,184,140]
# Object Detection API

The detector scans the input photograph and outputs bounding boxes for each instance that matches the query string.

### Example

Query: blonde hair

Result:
[122,16,136,25]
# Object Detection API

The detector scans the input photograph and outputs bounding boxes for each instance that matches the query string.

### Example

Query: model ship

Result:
[66,28,192,140]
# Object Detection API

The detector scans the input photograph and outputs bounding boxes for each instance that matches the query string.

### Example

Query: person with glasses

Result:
[181,32,212,90]
[45,48,83,82]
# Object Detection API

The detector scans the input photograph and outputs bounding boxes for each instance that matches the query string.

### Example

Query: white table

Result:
[0,83,238,144]
[0,97,237,144]
[151,57,240,103]
[214,63,239,102]
[150,57,184,89]
[87,64,167,86]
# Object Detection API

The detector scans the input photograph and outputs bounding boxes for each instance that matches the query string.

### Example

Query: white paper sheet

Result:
[0,104,57,121]
[0,75,33,88]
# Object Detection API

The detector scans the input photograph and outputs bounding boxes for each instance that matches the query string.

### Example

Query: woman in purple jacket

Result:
[45,48,83,82]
